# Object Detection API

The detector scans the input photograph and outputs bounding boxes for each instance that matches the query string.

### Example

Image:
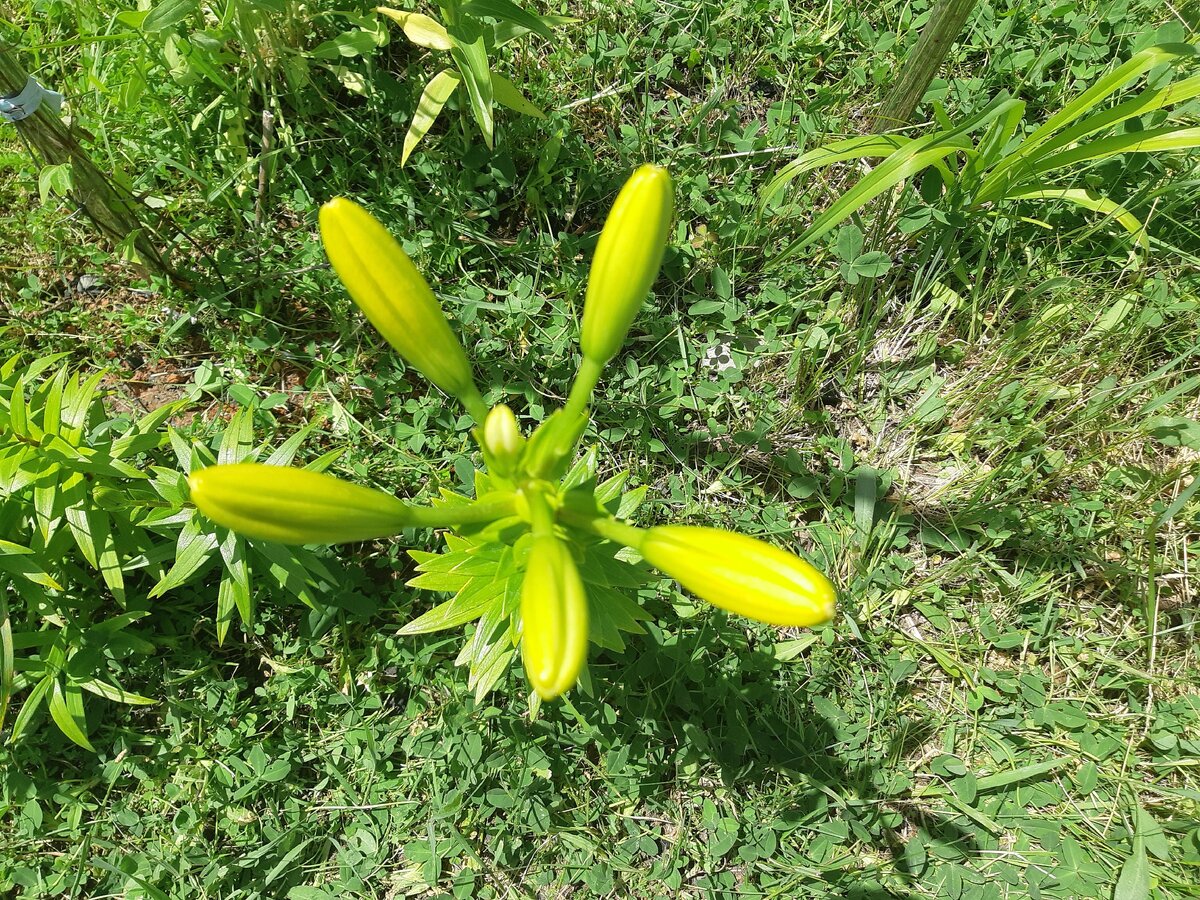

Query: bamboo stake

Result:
[0,41,176,280]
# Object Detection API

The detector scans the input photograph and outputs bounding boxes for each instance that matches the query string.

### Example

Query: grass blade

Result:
[759,135,915,212]
[778,143,972,257]
[1156,472,1200,528]
[999,73,1200,184]
[770,97,1022,258]
[1019,44,1195,153]
[77,679,156,706]
[974,98,1026,171]
[974,758,1068,792]
[8,674,53,745]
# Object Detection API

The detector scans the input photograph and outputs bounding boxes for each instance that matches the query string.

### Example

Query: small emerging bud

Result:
[580,165,674,366]
[189,463,412,545]
[482,405,524,475]
[521,408,589,480]
[319,198,481,405]
[640,526,836,627]
[521,536,589,700]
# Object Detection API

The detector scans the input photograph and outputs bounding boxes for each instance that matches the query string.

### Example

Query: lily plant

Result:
[188,166,836,704]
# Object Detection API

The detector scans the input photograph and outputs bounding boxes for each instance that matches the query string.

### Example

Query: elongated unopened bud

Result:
[189,463,412,544]
[521,535,589,700]
[580,165,674,366]
[639,526,836,627]
[319,198,482,408]
[482,404,524,475]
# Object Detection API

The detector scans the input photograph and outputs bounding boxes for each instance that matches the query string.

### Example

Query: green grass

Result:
[2,0,1200,897]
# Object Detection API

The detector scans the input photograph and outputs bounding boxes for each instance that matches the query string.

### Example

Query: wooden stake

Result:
[0,41,177,280]
[254,108,276,230]
[870,0,979,132]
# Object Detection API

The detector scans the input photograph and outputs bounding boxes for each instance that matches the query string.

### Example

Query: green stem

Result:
[563,356,605,423]
[461,388,489,428]
[558,508,646,551]
[524,487,556,538]
[405,494,516,529]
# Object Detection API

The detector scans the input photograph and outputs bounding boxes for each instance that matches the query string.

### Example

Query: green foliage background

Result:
[1,0,1199,897]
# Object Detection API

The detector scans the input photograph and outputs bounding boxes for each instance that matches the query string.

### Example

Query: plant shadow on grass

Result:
[564,610,975,898]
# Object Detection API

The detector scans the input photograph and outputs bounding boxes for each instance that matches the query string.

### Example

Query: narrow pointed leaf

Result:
[980,44,1198,197]
[9,674,53,745]
[1020,126,1200,181]
[1005,185,1148,247]
[759,134,916,211]
[77,679,156,706]
[401,576,506,634]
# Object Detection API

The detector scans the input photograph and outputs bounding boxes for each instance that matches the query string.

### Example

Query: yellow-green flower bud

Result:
[319,197,482,408]
[640,526,836,627]
[189,463,412,545]
[580,165,674,366]
[520,535,589,700]
[482,404,524,475]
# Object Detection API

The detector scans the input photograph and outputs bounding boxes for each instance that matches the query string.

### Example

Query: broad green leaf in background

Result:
[1019,127,1200,185]
[459,0,553,40]
[404,70,461,165]
[37,164,72,204]
[760,134,916,211]
[492,73,545,119]
[140,0,198,34]
[447,30,495,149]
[49,678,94,750]
[376,8,453,49]
[1114,830,1150,900]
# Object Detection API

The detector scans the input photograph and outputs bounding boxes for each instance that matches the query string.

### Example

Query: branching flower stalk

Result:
[188,165,837,702]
